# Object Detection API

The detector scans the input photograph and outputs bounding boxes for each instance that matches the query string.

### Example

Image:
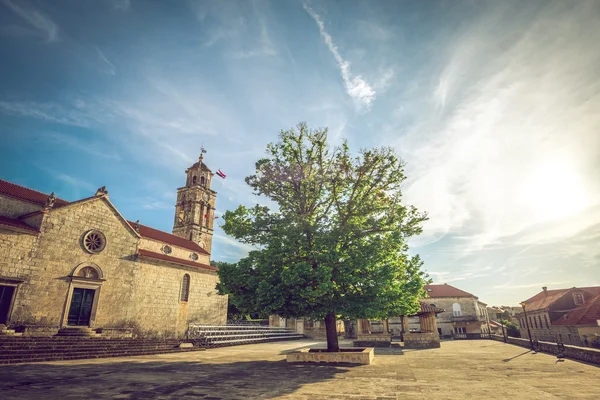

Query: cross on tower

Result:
[199,144,207,163]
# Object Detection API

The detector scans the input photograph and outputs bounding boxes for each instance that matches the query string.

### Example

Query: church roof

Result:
[128,220,209,255]
[0,179,69,207]
[424,284,476,298]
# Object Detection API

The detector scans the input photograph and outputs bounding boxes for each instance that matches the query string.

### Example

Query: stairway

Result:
[0,336,204,364]
[188,324,304,348]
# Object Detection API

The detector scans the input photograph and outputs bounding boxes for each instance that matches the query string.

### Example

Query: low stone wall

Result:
[286,348,374,365]
[403,332,440,349]
[14,325,60,337]
[353,333,391,347]
[490,335,600,365]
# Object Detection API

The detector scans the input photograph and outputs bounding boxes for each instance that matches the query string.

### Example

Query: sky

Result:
[1,0,599,306]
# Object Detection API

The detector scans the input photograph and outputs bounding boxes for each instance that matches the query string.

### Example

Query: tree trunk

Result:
[324,312,340,352]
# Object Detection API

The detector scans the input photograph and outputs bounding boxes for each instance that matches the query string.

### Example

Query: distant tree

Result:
[216,123,428,352]
[499,319,521,338]
[211,260,267,320]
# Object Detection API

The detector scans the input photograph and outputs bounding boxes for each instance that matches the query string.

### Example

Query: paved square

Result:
[0,340,598,399]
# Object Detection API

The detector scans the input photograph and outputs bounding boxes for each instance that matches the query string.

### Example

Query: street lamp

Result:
[496,311,507,343]
[520,301,535,351]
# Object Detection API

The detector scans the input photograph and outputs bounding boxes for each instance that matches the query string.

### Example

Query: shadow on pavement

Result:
[0,358,352,400]
[503,350,532,362]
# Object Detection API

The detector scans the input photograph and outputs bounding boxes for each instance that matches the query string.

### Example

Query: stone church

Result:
[0,152,227,338]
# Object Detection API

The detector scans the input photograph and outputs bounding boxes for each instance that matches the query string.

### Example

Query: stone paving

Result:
[0,339,599,399]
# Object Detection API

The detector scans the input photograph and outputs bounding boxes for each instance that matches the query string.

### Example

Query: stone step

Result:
[202,333,301,340]
[0,343,181,349]
[0,347,206,364]
[191,325,295,330]
[204,336,304,347]
[0,344,184,353]
[0,341,184,349]
[0,346,190,358]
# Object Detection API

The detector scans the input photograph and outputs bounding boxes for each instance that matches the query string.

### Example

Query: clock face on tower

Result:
[202,192,210,201]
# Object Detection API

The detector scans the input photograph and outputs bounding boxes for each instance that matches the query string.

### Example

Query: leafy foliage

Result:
[216,123,429,348]
[499,319,521,338]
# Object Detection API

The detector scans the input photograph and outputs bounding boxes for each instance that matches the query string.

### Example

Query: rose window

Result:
[162,245,172,255]
[190,253,199,261]
[82,230,106,253]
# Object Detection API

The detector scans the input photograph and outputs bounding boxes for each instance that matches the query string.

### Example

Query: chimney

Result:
[542,286,548,296]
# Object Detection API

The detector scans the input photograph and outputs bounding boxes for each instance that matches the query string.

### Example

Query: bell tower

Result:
[172,148,216,254]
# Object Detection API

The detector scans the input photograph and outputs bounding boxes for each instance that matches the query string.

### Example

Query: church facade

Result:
[0,153,227,338]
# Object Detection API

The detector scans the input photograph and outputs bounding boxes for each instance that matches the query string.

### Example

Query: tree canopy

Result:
[217,123,429,351]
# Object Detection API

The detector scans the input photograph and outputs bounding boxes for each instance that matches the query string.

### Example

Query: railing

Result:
[225,319,269,326]
[452,333,491,340]
[450,315,484,323]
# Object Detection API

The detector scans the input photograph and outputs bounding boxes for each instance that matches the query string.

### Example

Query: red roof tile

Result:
[129,221,209,255]
[522,287,600,312]
[0,215,39,233]
[138,249,217,272]
[553,294,600,326]
[0,179,69,207]
[424,284,476,298]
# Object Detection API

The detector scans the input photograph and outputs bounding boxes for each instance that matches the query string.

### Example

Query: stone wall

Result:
[403,332,441,349]
[354,333,392,347]
[135,257,226,338]
[490,335,600,365]
[0,195,42,218]
[139,238,210,265]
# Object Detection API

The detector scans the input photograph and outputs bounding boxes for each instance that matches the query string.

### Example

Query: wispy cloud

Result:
[0,101,93,127]
[45,132,121,161]
[302,2,376,109]
[55,173,96,193]
[1,0,58,42]
[107,0,130,12]
[230,16,277,59]
[398,1,600,253]
[95,47,116,75]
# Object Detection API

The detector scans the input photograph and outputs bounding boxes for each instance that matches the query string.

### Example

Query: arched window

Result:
[200,176,205,186]
[452,303,462,317]
[192,176,197,185]
[180,274,190,302]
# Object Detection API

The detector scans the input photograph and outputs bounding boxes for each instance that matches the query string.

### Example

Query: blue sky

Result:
[1,0,599,306]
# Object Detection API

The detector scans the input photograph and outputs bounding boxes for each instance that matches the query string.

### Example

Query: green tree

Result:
[217,123,428,352]
[499,319,521,338]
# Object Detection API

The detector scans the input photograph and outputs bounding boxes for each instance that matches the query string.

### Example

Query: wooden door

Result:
[67,288,95,326]
[0,285,16,324]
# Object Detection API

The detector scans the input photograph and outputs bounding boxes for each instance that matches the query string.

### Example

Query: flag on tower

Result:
[216,169,226,179]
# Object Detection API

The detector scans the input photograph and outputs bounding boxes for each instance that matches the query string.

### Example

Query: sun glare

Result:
[520,159,588,221]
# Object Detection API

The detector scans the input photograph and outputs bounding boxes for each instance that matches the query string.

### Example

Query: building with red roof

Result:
[0,152,226,338]
[414,283,491,337]
[517,286,600,347]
